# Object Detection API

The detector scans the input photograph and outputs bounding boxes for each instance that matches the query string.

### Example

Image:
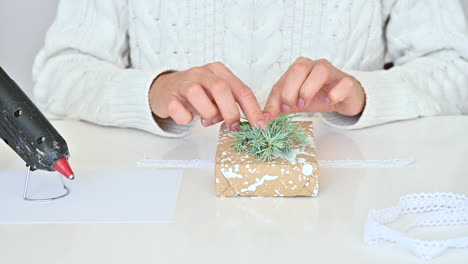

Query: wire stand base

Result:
[23,167,70,202]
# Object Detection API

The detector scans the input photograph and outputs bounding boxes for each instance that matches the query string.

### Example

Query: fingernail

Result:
[211,116,222,124]
[201,119,213,127]
[297,98,305,109]
[324,97,331,105]
[264,113,273,121]
[230,122,240,131]
[257,120,267,130]
[281,104,291,113]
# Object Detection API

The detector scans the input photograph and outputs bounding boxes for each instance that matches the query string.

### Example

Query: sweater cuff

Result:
[320,69,420,129]
[107,67,194,137]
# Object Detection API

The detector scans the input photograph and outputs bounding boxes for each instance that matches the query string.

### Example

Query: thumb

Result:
[263,85,282,121]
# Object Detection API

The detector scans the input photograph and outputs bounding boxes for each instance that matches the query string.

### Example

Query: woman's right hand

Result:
[149,62,266,131]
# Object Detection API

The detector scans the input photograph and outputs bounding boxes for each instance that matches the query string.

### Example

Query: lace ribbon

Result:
[136,158,414,168]
[364,192,468,259]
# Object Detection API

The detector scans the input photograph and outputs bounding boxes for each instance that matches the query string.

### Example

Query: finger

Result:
[177,96,198,115]
[263,83,282,121]
[302,89,334,113]
[200,115,222,127]
[327,77,354,105]
[232,85,266,129]
[195,74,241,130]
[207,62,266,130]
[183,65,240,130]
[167,95,194,125]
[327,77,365,116]
[280,61,313,112]
[298,59,336,106]
[303,78,354,113]
[181,82,220,127]
[211,84,241,130]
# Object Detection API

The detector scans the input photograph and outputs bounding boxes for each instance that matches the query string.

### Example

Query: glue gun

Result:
[0,66,74,180]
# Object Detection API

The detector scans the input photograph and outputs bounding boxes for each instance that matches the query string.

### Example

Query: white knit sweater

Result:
[33,0,468,137]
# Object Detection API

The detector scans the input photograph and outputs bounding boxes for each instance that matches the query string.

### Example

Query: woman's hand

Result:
[263,57,366,120]
[150,62,266,131]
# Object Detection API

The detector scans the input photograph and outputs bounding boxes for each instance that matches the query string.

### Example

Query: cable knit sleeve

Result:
[321,0,468,129]
[33,0,192,137]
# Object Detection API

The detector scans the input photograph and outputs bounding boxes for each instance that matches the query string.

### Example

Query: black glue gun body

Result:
[0,66,74,179]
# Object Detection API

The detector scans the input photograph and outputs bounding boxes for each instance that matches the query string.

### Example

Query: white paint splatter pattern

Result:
[241,175,279,192]
[221,168,243,179]
[302,164,314,176]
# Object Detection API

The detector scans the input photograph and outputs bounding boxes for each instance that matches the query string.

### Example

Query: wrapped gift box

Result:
[215,121,319,197]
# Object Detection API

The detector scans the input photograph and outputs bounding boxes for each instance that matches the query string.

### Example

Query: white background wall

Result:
[0,0,59,96]
[0,0,467,96]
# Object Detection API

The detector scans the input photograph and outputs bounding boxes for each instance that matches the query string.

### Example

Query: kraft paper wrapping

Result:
[215,121,319,197]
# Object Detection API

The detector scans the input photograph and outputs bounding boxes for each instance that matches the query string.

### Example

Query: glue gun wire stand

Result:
[0,66,74,180]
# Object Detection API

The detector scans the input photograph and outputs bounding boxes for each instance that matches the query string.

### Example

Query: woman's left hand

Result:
[263,57,366,120]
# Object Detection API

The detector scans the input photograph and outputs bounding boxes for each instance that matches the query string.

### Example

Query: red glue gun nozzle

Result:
[54,157,75,180]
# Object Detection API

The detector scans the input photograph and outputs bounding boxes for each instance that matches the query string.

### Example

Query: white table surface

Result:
[0,116,467,264]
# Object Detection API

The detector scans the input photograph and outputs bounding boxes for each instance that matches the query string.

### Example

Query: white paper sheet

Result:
[0,169,183,224]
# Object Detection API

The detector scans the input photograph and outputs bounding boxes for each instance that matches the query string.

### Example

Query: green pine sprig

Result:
[230,114,309,162]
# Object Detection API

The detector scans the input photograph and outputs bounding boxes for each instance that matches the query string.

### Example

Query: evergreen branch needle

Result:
[230,114,309,162]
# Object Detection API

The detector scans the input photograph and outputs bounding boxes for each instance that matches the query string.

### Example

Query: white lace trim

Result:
[318,158,414,168]
[365,192,468,260]
[136,158,414,169]
[137,159,216,168]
